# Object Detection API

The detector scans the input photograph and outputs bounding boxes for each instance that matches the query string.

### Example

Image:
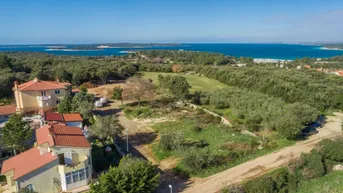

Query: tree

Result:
[112,86,123,104]
[96,68,111,84]
[72,89,94,119]
[275,116,303,139]
[158,75,191,100]
[88,115,124,144]
[57,94,73,113]
[90,155,160,193]
[122,77,155,106]
[0,114,32,155]
[0,54,12,69]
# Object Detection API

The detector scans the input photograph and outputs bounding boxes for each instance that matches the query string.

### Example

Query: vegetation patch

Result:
[151,114,294,177]
[141,71,230,92]
[220,138,343,193]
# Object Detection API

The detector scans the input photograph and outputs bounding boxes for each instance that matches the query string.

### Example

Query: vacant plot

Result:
[297,171,343,193]
[141,71,230,92]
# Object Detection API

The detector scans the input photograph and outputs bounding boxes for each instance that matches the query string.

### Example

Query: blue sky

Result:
[1,0,343,44]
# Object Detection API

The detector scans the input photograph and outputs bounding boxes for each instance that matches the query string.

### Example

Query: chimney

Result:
[56,77,60,83]
[33,77,39,83]
[14,81,18,90]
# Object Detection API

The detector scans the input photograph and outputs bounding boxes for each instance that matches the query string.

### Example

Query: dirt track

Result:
[181,113,343,193]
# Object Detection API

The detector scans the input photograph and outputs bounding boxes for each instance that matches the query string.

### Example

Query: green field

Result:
[296,171,343,193]
[151,118,294,177]
[141,71,230,92]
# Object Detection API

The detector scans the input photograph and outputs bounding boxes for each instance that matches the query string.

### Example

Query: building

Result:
[0,105,16,124]
[45,112,83,128]
[1,123,92,193]
[13,78,72,113]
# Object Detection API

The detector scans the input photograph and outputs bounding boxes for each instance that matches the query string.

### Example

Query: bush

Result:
[317,138,343,162]
[293,150,326,179]
[192,125,203,132]
[182,148,219,174]
[220,186,245,193]
[123,107,153,118]
[243,168,297,193]
[159,132,184,151]
[199,113,222,125]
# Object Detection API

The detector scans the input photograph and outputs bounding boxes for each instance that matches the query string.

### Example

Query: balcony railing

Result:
[37,95,51,101]
[58,159,90,174]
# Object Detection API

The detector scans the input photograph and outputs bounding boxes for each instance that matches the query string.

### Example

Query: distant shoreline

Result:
[319,46,343,51]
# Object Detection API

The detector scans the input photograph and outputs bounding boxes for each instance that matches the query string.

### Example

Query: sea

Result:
[1,44,343,60]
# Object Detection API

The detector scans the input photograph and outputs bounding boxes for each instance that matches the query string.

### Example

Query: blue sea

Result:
[1,44,343,60]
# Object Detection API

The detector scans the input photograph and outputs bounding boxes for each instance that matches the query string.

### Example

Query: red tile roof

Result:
[63,113,83,122]
[36,125,55,147]
[15,78,71,91]
[0,105,16,116]
[1,148,57,180]
[72,89,80,93]
[36,123,90,148]
[45,112,64,122]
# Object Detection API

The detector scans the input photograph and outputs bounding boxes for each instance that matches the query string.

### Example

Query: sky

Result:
[1,0,343,44]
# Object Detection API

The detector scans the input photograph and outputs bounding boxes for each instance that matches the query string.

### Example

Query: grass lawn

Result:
[141,71,230,92]
[296,171,343,193]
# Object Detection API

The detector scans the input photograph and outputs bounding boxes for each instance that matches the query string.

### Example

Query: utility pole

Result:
[126,128,129,153]
[169,184,172,193]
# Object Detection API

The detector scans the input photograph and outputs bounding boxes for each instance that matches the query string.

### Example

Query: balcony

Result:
[58,158,90,174]
[36,95,51,101]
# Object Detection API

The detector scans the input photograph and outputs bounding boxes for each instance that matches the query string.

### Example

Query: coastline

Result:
[319,46,343,51]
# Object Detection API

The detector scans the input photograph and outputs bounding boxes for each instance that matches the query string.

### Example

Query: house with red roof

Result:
[13,77,72,113]
[45,112,83,128]
[0,105,16,123]
[1,123,92,193]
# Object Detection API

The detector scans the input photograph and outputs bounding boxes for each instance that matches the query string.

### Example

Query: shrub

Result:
[243,168,297,193]
[182,148,219,174]
[199,113,222,125]
[183,139,208,148]
[220,186,245,193]
[159,132,184,151]
[192,125,203,132]
[293,150,326,179]
[317,138,343,162]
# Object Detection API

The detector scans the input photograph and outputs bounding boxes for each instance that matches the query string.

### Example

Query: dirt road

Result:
[181,113,343,193]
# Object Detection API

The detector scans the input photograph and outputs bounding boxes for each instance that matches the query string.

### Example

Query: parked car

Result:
[302,127,319,137]
[94,100,103,108]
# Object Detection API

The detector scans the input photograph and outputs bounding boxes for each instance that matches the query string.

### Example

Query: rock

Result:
[241,130,257,137]
[333,164,343,171]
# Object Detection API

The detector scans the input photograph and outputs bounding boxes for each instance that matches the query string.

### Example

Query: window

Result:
[85,167,89,179]
[65,172,72,185]
[41,91,46,96]
[55,90,60,94]
[64,152,73,165]
[56,100,60,104]
[72,171,79,182]
[79,169,86,181]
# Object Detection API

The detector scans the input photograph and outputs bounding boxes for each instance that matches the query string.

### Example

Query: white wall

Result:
[16,159,60,193]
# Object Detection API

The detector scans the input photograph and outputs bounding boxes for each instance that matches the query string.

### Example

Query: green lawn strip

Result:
[141,71,230,92]
[296,171,343,193]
